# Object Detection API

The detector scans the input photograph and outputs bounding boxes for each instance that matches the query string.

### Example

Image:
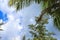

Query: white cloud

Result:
[0,0,23,40]
[1,13,23,40]
[0,0,41,40]
[0,19,3,23]
[8,14,14,21]
[11,36,21,40]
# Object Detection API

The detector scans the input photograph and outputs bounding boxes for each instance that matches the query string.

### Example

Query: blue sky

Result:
[0,10,8,22]
[0,0,60,40]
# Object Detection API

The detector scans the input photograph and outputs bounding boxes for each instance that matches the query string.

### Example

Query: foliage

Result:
[22,35,26,40]
[9,0,60,30]
[8,0,60,40]
[28,16,57,40]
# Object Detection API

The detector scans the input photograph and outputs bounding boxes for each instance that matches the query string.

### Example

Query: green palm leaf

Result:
[9,0,60,30]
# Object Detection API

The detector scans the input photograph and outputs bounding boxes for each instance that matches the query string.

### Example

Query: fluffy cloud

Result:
[0,0,41,40]
[10,36,21,40]
[0,0,23,40]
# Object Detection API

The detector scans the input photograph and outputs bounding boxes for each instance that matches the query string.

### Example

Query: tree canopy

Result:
[8,0,60,40]
[9,0,60,30]
[28,16,57,40]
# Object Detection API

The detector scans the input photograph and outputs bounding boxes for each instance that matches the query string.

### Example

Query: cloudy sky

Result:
[0,0,60,40]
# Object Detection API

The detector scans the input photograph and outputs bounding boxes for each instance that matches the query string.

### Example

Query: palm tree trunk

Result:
[37,2,60,23]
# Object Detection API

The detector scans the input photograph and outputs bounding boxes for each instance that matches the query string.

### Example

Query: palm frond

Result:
[8,0,60,30]
[9,0,43,10]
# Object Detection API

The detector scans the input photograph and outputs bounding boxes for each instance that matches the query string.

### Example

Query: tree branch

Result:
[37,2,60,23]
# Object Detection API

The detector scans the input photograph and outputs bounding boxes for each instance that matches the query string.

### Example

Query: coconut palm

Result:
[29,17,57,40]
[8,0,60,30]
[8,0,60,40]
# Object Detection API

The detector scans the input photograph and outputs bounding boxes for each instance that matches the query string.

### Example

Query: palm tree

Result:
[8,0,60,40]
[29,17,57,40]
[8,0,60,30]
